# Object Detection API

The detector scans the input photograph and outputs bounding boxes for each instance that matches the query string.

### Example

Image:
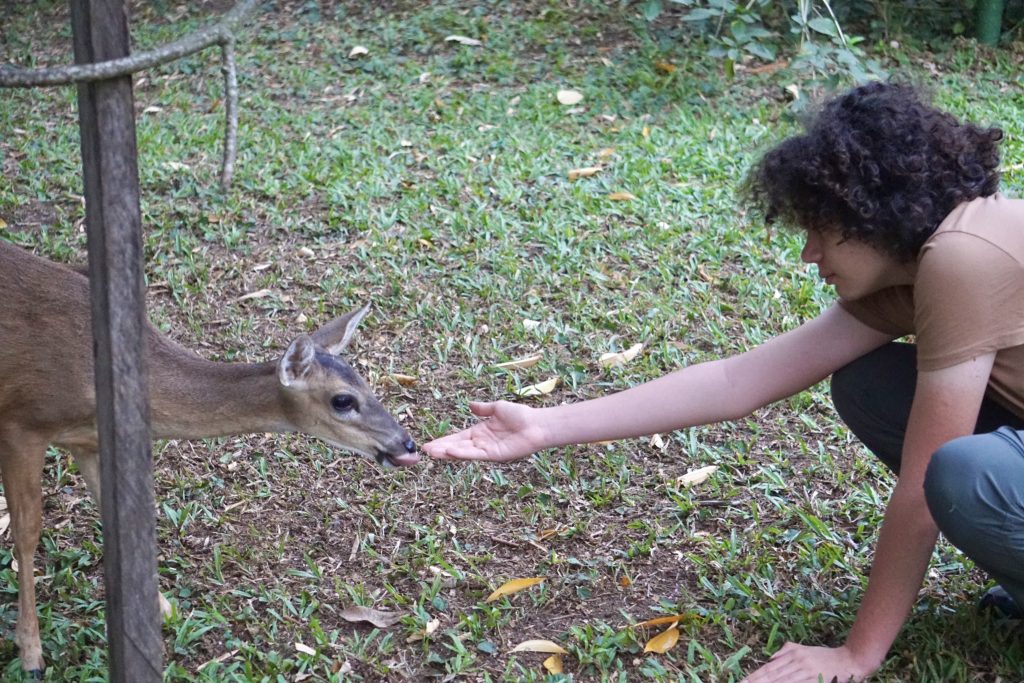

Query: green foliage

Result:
[2,1,1024,681]
[642,0,886,85]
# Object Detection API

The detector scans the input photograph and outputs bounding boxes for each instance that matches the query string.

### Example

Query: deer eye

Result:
[330,394,358,413]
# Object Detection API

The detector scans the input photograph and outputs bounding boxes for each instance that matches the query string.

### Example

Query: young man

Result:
[424,82,1024,682]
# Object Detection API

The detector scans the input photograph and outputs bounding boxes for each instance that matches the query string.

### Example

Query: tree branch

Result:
[0,0,257,87]
[1,0,257,191]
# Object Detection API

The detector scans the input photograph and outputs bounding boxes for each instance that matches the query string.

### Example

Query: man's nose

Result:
[801,234,821,263]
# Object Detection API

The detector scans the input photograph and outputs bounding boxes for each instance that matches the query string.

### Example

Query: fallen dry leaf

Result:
[510,639,568,654]
[514,377,559,397]
[445,34,482,46]
[608,191,636,201]
[295,642,316,656]
[644,624,680,653]
[494,354,543,370]
[198,649,239,671]
[388,373,418,386]
[655,60,677,73]
[406,617,440,643]
[523,318,542,331]
[628,614,693,629]
[556,89,584,105]
[568,166,602,181]
[339,605,403,629]
[486,577,545,602]
[599,343,644,368]
[649,433,666,450]
[677,464,718,486]
[348,45,368,58]
[236,288,272,302]
[543,654,564,674]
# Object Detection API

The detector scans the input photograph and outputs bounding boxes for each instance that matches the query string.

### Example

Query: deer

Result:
[0,240,419,676]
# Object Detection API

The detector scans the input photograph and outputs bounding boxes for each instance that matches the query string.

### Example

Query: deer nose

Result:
[403,438,416,453]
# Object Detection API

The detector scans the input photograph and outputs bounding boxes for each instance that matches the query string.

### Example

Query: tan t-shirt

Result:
[839,193,1024,417]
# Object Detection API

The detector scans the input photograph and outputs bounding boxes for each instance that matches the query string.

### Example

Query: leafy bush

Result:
[640,0,886,86]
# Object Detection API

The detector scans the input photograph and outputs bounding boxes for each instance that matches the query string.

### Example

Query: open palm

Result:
[423,401,546,463]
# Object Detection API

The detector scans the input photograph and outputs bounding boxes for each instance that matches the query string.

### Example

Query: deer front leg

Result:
[0,431,48,676]
[72,447,102,511]
[71,448,173,619]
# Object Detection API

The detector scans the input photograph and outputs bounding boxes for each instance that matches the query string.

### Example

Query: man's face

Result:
[800,229,914,299]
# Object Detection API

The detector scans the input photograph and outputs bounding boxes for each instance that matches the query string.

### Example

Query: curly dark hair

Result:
[743,81,1003,262]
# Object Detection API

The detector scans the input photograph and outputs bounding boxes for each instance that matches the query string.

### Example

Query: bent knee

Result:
[924,432,1015,537]
[924,437,974,521]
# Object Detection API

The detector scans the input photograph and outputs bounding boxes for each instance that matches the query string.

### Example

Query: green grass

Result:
[2,1,1024,680]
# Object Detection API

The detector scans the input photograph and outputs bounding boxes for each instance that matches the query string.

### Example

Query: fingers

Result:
[468,400,496,417]
[422,429,487,460]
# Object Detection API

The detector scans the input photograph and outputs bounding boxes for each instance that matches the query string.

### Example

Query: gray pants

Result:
[831,342,1024,605]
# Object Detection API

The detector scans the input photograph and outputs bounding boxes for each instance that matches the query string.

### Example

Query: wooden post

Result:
[70,1,162,679]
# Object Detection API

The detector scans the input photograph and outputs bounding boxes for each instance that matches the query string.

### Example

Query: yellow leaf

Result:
[599,343,644,368]
[568,166,602,181]
[515,377,559,397]
[543,654,564,674]
[629,614,690,629]
[388,373,418,386]
[597,147,616,159]
[486,577,545,602]
[0,218,8,229]
[608,191,636,201]
[556,89,584,105]
[510,639,568,654]
[494,354,542,370]
[642,125,650,138]
[618,576,632,588]
[655,60,677,74]
[677,465,718,486]
[644,625,680,653]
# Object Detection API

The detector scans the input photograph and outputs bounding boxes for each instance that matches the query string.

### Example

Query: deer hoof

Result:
[27,670,44,680]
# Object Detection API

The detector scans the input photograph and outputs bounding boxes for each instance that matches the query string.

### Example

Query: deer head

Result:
[277,305,418,468]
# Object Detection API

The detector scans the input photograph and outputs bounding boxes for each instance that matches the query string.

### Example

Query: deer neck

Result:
[149,346,291,441]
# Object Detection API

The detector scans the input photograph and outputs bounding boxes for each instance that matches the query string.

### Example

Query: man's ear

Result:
[278,335,317,388]
[310,304,370,355]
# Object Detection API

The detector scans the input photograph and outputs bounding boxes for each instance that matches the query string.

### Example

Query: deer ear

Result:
[278,335,317,388]
[310,304,370,355]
